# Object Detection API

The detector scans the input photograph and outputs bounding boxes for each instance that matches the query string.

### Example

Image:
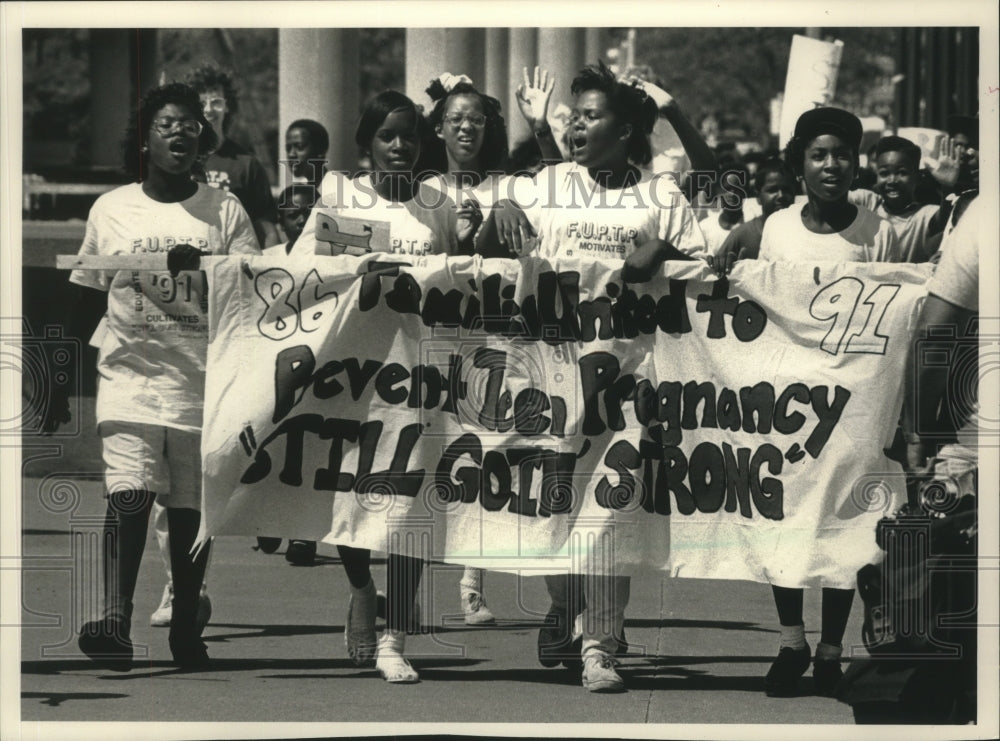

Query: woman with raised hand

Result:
[482,61,708,693]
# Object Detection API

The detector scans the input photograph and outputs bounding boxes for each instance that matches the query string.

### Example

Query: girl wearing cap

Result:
[759,107,901,264]
[758,107,901,699]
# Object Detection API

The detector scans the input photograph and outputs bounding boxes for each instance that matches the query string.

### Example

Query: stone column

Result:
[278,29,359,180]
[89,30,133,168]
[584,28,607,67]
[506,28,538,148]
[406,29,486,112]
[536,28,586,123]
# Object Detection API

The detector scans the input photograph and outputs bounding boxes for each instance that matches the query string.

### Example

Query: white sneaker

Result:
[149,584,212,631]
[375,630,419,683]
[345,580,378,666]
[461,589,496,625]
[582,649,625,693]
[149,584,173,627]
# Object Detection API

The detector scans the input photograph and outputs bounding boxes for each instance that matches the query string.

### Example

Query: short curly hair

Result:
[570,61,659,166]
[121,83,218,181]
[287,118,330,156]
[425,80,509,173]
[185,63,239,131]
[874,135,922,169]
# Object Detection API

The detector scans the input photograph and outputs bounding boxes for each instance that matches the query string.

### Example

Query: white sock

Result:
[816,641,842,661]
[459,566,482,593]
[377,629,406,656]
[779,623,807,650]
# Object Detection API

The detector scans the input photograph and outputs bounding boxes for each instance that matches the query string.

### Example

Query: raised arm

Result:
[516,66,562,164]
[924,136,960,235]
[629,77,716,175]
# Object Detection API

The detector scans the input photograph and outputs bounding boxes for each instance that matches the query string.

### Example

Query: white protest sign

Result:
[778,34,845,150]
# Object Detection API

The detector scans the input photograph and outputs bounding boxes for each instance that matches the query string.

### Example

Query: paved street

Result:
[14,397,871,735]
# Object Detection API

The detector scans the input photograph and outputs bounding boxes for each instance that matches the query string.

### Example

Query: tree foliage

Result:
[636,27,897,143]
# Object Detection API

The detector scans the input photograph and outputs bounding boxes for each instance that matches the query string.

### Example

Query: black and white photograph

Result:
[2,2,998,739]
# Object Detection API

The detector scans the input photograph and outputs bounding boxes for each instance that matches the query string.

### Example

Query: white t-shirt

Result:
[759,202,902,263]
[510,162,707,261]
[69,182,260,432]
[698,212,740,258]
[927,196,980,312]
[848,189,941,262]
[292,172,458,257]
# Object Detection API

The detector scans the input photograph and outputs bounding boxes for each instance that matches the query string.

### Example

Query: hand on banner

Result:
[516,66,555,132]
[705,251,737,277]
[456,198,484,252]
[622,241,669,283]
[167,243,208,277]
[492,199,537,256]
[926,136,960,189]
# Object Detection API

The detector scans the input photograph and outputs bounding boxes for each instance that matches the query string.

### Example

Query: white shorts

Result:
[99,421,202,510]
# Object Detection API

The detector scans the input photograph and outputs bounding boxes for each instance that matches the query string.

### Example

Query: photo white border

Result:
[2,2,997,739]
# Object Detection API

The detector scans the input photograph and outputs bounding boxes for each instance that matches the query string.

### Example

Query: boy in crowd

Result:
[712,158,796,270]
[848,135,957,262]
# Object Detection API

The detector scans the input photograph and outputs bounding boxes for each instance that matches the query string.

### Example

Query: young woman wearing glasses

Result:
[69,83,260,672]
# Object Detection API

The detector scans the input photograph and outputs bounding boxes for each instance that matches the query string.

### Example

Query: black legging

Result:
[337,545,424,632]
[771,585,855,646]
[101,489,209,626]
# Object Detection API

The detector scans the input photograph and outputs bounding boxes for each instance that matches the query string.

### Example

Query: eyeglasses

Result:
[443,113,486,128]
[202,97,226,112]
[150,117,203,137]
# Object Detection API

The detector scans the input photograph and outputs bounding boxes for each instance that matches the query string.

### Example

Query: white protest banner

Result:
[896,126,947,164]
[201,255,930,588]
[777,34,845,150]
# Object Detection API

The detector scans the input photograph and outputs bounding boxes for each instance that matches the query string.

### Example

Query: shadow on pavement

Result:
[200,623,343,641]
[22,691,130,706]
[23,656,483,679]
[624,617,777,633]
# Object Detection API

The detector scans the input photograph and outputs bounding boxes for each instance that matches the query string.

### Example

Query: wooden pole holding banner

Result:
[54,214,392,269]
[56,254,172,270]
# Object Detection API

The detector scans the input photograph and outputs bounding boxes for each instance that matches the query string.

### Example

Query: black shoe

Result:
[78,618,133,672]
[168,626,209,670]
[813,658,844,697]
[256,536,282,554]
[537,609,575,668]
[285,539,317,566]
[615,629,629,656]
[562,635,583,671]
[764,645,811,697]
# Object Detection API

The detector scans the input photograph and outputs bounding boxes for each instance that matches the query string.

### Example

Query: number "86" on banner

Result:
[809,277,901,356]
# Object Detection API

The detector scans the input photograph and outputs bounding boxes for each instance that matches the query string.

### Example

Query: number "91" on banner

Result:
[809,277,901,356]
